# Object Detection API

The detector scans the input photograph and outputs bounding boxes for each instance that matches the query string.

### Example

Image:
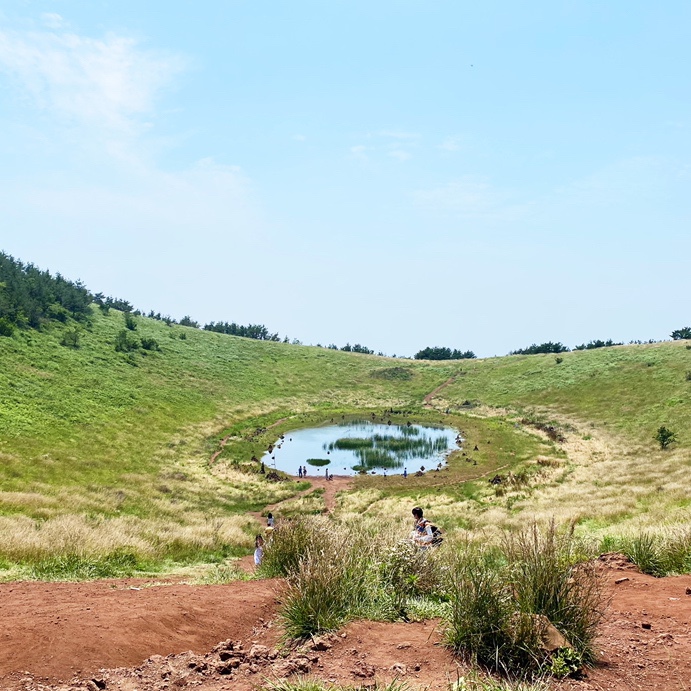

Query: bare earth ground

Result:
[1,556,690,691]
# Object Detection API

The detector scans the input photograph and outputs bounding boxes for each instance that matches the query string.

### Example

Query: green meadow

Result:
[0,306,689,578]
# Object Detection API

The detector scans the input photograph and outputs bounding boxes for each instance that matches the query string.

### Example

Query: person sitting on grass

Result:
[411,506,443,548]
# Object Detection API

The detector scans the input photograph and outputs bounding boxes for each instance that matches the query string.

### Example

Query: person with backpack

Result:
[411,506,443,548]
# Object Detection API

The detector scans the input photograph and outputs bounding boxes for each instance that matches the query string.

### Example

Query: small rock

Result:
[248,645,270,659]
[642,622,652,630]
[271,660,298,678]
[215,659,240,674]
[391,663,407,675]
[686,587,691,596]
[396,643,411,650]
[218,651,239,662]
[311,636,333,651]
[614,577,630,584]
[352,661,376,678]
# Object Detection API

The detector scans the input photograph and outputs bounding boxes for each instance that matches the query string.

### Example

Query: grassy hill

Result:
[0,306,689,578]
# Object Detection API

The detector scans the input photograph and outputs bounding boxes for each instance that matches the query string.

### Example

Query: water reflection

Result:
[260,420,459,477]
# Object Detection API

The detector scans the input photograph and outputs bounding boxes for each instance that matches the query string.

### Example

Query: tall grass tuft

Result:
[445,522,605,677]
[262,516,445,638]
[277,519,375,638]
[620,527,691,576]
[504,522,603,663]
[257,516,324,578]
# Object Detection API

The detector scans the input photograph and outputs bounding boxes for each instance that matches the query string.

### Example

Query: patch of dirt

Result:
[2,558,691,690]
[0,578,282,689]
[556,555,691,691]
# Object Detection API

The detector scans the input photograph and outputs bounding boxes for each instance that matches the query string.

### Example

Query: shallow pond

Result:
[260,420,460,477]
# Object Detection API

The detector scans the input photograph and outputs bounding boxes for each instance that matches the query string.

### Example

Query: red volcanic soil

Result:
[1,555,690,691]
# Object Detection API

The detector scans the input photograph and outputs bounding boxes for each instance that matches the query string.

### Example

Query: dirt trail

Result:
[0,578,281,686]
[210,417,289,465]
[2,557,690,690]
[423,374,458,408]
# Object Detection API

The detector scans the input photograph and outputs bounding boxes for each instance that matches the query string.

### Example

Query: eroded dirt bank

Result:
[1,558,690,690]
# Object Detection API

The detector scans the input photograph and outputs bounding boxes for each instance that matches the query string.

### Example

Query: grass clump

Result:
[193,561,252,584]
[26,549,146,580]
[276,518,374,638]
[445,522,603,678]
[265,680,410,691]
[618,528,691,576]
[260,516,445,638]
[450,672,549,690]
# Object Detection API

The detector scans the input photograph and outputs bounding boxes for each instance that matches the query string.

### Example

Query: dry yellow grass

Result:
[0,512,253,564]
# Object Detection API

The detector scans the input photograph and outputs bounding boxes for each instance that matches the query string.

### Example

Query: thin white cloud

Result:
[0,25,185,136]
[388,148,411,162]
[438,136,462,152]
[349,144,368,161]
[413,175,528,221]
[292,134,307,142]
[40,13,66,30]
[376,129,418,140]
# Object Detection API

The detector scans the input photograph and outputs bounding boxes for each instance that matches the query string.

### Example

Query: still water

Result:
[260,420,460,477]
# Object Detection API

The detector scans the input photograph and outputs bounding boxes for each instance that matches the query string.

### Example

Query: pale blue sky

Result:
[1,1,689,356]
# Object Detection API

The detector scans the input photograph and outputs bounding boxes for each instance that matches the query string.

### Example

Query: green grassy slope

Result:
[0,308,453,501]
[1,307,689,576]
[439,342,691,445]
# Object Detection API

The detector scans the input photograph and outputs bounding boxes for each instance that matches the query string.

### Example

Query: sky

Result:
[0,1,689,357]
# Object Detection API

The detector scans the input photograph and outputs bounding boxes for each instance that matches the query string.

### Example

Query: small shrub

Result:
[60,328,80,348]
[114,329,139,353]
[124,313,137,330]
[685,372,691,381]
[0,317,15,336]
[379,539,442,617]
[655,426,677,449]
[555,357,563,364]
[140,337,160,351]
[550,647,583,678]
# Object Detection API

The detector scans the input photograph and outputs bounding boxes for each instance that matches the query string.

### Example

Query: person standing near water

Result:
[298,466,303,479]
